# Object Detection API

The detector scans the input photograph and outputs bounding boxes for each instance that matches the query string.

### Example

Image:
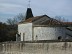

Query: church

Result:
[16,7,72,41]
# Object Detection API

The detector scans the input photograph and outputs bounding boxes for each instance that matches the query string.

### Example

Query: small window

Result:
[35,35,38,40]
[58,36,62,40]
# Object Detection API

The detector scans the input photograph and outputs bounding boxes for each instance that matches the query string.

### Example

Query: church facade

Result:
[16,8,72,41]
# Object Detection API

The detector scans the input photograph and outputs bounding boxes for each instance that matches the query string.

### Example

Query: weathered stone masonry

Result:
[0,41,72,54]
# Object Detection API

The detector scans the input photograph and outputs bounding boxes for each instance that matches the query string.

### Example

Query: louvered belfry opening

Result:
[25,8,33,20]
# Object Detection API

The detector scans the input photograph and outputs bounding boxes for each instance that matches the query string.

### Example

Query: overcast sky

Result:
[0,0,72,22]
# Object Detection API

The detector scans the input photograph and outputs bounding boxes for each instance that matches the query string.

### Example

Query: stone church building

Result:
[16,8,72,41]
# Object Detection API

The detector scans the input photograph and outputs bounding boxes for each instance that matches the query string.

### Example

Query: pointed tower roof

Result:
[25,8,33,20]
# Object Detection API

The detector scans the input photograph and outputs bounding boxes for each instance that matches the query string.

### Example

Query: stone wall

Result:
[34,27,66,40]
[18,23,32,41]
[0,41,72,54]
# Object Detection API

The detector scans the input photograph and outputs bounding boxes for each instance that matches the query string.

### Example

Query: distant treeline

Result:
[0,22,17,42]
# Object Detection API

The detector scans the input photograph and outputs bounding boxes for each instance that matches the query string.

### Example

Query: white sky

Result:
[0,0,72,22]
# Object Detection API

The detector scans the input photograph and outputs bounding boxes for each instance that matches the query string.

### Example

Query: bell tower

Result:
[25,0,33,20]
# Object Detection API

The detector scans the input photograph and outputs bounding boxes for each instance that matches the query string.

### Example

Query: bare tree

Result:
[7,19,14,25]
[7,13,25,25]
[55,16,66,22]
[15,13,25,22]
